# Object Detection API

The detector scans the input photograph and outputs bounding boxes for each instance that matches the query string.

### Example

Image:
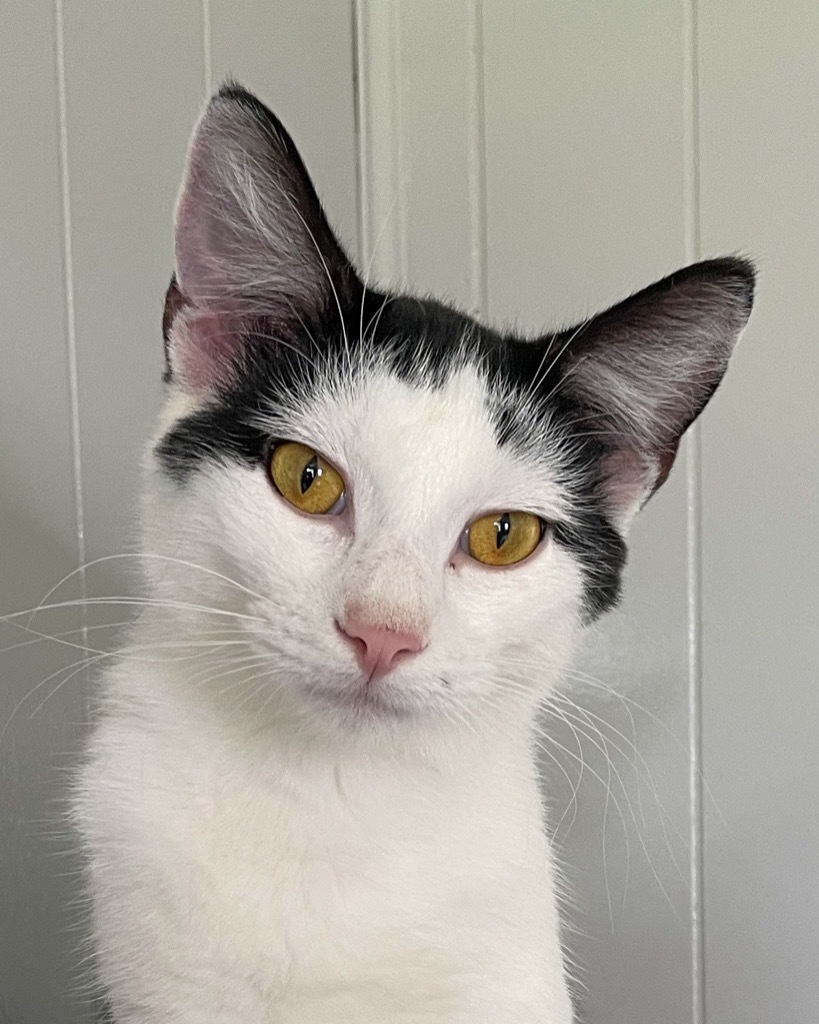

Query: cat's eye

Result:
[269,442,346,515]
[466,511,545,567]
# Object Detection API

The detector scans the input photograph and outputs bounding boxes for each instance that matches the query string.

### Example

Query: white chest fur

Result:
[75,664,573,1024]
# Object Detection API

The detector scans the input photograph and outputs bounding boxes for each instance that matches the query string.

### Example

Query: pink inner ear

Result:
[170,308,246,392]
[601,448,659,520]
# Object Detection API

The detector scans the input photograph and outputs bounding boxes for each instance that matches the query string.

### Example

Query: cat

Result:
[73,83,754,1023]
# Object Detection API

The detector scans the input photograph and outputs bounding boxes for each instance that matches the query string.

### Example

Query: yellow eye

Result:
[467,511,544,567]
[269,442,346,515]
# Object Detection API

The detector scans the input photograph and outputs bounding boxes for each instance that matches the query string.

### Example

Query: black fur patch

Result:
[156,287,626,621]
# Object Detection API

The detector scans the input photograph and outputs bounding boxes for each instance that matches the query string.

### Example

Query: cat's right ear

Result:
[164,83,359,390]
[545,258,755,526]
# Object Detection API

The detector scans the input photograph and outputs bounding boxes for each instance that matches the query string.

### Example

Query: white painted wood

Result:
[356,0,486,313]
[699,4,819,1021]
[0,4,86,1020]
[63,1,204,574]
[356,0,406,283]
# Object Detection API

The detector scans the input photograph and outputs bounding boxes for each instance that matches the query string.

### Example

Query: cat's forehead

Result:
[288,363,495,463]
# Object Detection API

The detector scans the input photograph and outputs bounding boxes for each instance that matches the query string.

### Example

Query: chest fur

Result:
[77,695,569,1021]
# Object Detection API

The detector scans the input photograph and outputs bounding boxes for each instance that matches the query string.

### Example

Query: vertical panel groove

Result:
[53,0,87,638]
[467,0,488,320]
[352,0,370,270]
[390,4,408,284]
[351,0,406,288]
[683,1,705,1021]
[202,0,212,95]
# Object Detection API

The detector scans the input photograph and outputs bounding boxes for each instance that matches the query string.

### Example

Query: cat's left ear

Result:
[548,258,755,525]
[165,83,359,390]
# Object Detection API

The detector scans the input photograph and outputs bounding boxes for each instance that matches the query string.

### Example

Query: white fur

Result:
[74,366,586,1023]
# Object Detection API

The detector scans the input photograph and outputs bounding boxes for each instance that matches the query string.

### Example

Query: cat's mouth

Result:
[305,676,418,722]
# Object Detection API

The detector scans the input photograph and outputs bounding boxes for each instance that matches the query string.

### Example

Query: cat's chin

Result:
[304,676,427,724]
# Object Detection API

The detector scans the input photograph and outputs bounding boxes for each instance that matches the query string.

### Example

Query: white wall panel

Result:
[0,4,86,1020]
[63,1,204,570]
[358,0,485,312]
[699,4,819,1021]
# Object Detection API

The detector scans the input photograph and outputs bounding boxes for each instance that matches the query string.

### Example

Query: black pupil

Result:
[494,513,511,549]
[300,456,320,494]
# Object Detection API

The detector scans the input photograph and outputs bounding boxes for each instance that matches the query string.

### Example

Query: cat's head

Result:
[144,84,753,743]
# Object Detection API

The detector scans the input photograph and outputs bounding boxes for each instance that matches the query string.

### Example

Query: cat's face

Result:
[144,85,754,740]
[147,352,587,733]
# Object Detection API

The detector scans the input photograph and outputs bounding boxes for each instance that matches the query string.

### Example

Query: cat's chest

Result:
[143,738,538,999]
[83,705,568,1020]
[181,750,507,927]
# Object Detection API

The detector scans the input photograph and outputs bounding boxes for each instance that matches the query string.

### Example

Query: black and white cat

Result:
[74,84,754,1023]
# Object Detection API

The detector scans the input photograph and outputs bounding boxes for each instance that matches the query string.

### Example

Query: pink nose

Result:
[339,620,424,679]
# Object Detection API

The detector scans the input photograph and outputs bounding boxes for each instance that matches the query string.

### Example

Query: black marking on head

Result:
[156,400,268,482]
[551,443,629,623]
[155,287,626,621]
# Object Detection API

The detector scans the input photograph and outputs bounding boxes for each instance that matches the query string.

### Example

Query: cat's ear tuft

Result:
[552,257,755,523]
[167,83,358,390]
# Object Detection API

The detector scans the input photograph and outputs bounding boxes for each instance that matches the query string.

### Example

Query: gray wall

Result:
[1,3,816,1023]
